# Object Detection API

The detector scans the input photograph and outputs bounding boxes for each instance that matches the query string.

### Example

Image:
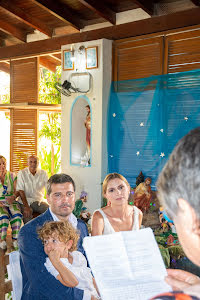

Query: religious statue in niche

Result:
[84,105,91,165]
[133,177,152,213]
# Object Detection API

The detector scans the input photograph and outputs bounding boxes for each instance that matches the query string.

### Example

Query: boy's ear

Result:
[66,239,73,250]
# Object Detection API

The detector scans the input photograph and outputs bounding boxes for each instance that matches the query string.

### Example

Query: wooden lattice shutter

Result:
[164,29,200,74]
[10,109,38,172]
[9,57,39,172]
[113,36,164,82]
[10,57,39,103]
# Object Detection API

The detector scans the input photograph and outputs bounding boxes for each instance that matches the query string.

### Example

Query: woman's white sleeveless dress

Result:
[94,206,140,235]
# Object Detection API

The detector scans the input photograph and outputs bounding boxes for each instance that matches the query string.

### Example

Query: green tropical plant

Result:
[39,146,61,178]
[39,66,61,175]
[39,66,61,104]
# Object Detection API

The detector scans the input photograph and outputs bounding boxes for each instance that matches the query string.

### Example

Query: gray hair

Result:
[28,155,39,162]
[47,173,76,195]
[157,127,200,220]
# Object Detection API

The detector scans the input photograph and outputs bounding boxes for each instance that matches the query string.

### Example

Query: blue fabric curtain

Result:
[107,69,200,189]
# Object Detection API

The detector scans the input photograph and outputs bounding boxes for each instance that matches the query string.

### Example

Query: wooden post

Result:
[0,249,5,299]
[0,249,12,298]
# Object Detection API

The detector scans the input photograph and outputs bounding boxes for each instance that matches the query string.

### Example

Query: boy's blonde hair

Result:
[38,221,80,252]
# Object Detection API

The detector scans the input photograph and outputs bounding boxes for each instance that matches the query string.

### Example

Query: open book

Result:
[83,228,171,300]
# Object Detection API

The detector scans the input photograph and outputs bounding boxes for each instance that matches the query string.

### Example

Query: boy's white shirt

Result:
[45,251,98,298]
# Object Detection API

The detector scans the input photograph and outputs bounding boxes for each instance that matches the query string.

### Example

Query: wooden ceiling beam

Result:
[31,0,84,30]
[54,25,79,36]
[0,7,200,60]
[4,39,18,47]
[0,0,53,37]
[131,0,154,15]
[78,0,116,25]
[0,103,61,111]
[49,54,61,62]
[0,19,26,42]
[39,56,57,72]
[0,62,10,73]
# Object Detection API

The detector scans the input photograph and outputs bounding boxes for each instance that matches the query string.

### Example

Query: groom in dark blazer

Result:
[18,173,90,300]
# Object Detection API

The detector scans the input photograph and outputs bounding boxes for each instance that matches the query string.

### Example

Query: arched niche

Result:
[70,95,92,166]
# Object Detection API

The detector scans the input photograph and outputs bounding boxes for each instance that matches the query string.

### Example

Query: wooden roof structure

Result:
[0,0,200,172]
[0,0,200,73]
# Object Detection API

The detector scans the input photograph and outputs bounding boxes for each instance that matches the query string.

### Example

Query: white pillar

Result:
[61,39,112,212]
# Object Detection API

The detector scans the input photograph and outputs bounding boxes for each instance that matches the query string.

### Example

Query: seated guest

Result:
[133,177,153,213]
[17,155,49,223]
[152,127,200,299]
[38,220,99,299]
[18,173,90,300]
[0,155,22,250]
[91,173,143,236]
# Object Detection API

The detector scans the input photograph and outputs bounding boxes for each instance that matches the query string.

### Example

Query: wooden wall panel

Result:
[113,36,164,81]
[113,26,200,81]
[10,57,39,103]
[10,109,38,172]
[164,29,200,74]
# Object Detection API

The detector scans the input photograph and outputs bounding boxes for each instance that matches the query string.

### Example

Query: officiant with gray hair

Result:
[152,127,200,299]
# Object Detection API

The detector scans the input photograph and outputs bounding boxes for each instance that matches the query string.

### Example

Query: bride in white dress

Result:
[91,173,143,236]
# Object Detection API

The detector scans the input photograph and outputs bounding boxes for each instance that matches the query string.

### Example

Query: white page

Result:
[83,233,133,290]
[83,228,171,300]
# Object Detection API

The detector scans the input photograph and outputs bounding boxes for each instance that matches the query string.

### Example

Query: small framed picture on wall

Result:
[63,50,74,71]
[86,46,98,69]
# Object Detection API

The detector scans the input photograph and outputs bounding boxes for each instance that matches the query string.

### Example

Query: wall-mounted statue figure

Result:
[84,105,91,165]
[70,96,91,167]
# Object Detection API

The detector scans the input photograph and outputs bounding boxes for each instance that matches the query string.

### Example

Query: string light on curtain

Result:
[107,69,200,188]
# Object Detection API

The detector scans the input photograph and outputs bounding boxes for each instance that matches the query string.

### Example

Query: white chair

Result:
[7,251,22,300]
[0,249,22,300]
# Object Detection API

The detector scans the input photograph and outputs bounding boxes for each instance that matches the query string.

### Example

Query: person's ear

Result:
[177,198,189,214]
[66,240,73,250]
[177,198,200,235]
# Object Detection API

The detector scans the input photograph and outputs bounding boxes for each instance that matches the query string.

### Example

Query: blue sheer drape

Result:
[107,69,200,188]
